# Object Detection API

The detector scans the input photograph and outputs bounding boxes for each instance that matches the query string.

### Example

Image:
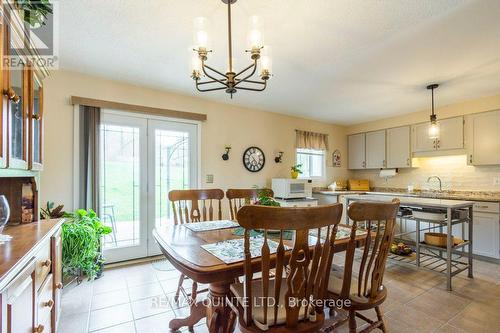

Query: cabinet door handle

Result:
[406,158,410,166]
[33,114,41,120]
[433,139,436,149]
[469,154,473,163]
[34,324,45,333]
[3,88,20,104]
[44,299,54,308]
[56,282,63,289]
[42,259,51,267]
[436,139,440,149]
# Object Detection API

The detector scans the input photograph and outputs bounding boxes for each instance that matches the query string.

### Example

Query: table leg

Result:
[169,300,207,331]
[206,281,236,333]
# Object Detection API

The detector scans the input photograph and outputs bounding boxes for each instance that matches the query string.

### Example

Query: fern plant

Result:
[14,0,53,26]
[62,209,112,281]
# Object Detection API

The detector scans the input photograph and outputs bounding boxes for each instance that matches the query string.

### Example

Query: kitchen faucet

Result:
[427,176,442,191]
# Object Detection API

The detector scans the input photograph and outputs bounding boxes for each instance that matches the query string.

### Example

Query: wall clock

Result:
[243,146,265,172]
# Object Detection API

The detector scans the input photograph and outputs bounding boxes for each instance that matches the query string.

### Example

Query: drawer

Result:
[37,274,54,327]
[35,240,52,291]
[473,202,500,214]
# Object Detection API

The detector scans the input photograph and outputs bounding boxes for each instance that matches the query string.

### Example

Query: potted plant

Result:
[254,189,280,207]
[62,209,112,283]
[291,164,303,179]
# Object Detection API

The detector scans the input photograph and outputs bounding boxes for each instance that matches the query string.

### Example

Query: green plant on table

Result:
[62,209,112,281]
[291,164,303,174]
[254,188,280,207]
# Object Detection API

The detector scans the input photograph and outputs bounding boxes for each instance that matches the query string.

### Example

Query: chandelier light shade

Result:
[427,83,440,139]
[190,0,272,98]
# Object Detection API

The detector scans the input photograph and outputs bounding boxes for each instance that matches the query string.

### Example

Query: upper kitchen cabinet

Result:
[386,126,411,168]
[365,130,386,168]
[6,52,29,170]
[412,116,464,154]
[466,110,500,165]
[348,133,366,169]
[28,70,43,170]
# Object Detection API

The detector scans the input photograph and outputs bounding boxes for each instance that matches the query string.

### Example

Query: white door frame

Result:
[73,107,201,263]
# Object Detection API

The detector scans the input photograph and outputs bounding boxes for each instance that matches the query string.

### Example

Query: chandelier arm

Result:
[234,62,256,79]
[202,63,229,79]
[235,81,267,92]
[201,64,229,87]
[196,79,223,86]
[235,78,266,85]
[195,84,227,92]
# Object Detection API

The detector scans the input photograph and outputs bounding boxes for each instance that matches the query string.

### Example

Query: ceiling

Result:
[58,0,500,125]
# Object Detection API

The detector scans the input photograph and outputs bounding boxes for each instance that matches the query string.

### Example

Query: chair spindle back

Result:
[168,189,224,224]
[226,188,274,220]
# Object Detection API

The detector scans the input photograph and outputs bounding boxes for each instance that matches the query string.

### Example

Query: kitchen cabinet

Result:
[386,126,411,168]
[348,133,366,169]
[471,202,500,259]
[412,116,464,154]
[365,130,386,168]
[466,110,500,165]
[51,229,63,332]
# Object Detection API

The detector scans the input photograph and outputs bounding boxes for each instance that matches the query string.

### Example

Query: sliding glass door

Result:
[99,111,198,262]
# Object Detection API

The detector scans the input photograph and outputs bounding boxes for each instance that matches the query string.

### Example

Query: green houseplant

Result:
[291,164,303,179]
[254,188,280,207]
[13,0,53,26]
[62,209,112,281]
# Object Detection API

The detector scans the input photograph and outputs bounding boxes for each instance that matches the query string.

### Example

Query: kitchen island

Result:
[344,194,474,290]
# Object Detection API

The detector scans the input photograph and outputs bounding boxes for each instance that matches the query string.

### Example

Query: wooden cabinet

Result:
[0,221,63,333]
[466,110,500,165]
[0,2,47,171]
[386,126,411,168]
[412,116,464,154]
[348,133,366,169]
[51,229,63,332]
[365,130,386,168]
[3,260,36,333]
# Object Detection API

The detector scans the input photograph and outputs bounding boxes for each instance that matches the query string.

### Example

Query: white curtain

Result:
[295,130,329,150]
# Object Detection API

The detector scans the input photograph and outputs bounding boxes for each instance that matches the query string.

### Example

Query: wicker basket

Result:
[424,232,455,247]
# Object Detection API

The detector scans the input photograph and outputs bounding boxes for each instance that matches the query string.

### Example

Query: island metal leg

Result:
[446,208,453,291]
[468,206,474,278]
[415,219,420,267]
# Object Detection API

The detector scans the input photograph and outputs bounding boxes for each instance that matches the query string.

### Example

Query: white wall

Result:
[41,70,348,210]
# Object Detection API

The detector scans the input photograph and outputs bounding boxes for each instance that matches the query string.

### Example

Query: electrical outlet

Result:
[206,174,214,184]
[494,176,500,186]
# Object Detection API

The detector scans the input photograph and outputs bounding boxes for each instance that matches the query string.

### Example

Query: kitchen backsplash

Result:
[351,155,500,192]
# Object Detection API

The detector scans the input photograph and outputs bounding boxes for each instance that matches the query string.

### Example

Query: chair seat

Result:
[230,278,314,331]
[327,265,387,310]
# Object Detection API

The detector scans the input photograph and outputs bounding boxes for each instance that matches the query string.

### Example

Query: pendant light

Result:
[427,84,440,139]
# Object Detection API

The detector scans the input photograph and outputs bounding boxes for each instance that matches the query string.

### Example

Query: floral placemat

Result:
[202,237,290,264]
[232,227,294,240]
[309,226,367,242]
[183,220,239,232]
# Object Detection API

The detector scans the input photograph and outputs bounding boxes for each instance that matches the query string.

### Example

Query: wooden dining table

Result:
[152,222,367,333]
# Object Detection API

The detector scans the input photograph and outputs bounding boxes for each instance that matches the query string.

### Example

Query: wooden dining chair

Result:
[226,188,274,220]
[230,203,343,332]
[325,199,400,333]
[168,189,225,307]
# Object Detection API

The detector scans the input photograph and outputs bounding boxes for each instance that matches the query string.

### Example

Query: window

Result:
[296,148,325,179]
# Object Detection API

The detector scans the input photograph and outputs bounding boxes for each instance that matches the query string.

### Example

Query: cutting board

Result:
[348,179,370,191]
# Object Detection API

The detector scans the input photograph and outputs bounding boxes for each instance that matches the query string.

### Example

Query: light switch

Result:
[206,174,214,184]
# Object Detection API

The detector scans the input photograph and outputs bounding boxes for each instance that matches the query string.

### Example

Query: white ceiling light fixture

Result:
[427,83,440,139]
[190,0,272,98]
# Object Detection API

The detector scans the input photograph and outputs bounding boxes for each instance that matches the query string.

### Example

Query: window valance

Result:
[295,129,329,150]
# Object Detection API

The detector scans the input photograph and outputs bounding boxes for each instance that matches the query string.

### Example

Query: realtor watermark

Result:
[151,295,351,310]
[2,0,59,70]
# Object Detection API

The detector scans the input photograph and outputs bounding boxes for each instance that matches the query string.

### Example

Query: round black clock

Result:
[243,146,265,172]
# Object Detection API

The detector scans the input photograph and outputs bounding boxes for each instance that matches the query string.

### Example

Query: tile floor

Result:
[58,256,500,333]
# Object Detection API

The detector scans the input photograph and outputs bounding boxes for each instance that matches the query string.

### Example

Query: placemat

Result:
[232,227,294,240]
[202,237,290,264]
[183,220,239,232]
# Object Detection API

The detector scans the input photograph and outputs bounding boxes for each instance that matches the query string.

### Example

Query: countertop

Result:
[343,194,475,209]
[0,219,63,290]
[313,189,500,202]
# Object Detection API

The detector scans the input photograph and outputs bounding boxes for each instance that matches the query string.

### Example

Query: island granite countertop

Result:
[343,194,475,209]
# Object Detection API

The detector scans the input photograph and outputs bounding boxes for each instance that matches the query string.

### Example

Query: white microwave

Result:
[272,178,311,199]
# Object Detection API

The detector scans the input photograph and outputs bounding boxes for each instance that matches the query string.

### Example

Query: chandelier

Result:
[190,0,272,98]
